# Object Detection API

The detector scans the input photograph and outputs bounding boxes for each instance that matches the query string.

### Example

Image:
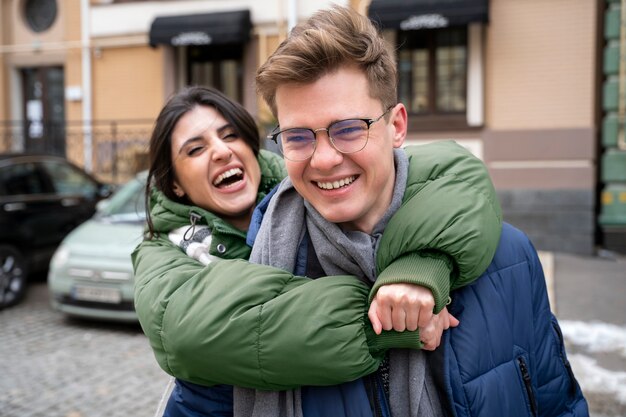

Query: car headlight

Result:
[50,246,70,270]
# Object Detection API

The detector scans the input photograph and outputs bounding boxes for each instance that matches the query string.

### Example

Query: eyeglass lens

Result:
[279,119,369,160]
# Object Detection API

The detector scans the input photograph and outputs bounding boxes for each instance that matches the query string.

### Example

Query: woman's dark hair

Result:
[144,86,261,239]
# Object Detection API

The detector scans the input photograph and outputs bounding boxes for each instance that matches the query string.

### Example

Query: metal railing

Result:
[0,119,154,184]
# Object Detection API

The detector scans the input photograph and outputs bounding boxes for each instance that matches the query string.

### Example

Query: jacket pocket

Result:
[517,356,538,417]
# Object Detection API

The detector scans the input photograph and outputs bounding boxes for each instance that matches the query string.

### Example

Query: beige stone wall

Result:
[0,1,7,128]
[92,45,164,121]
[255,32,284,125]
[62,0,81,41]
[485,0,597,130]
[482,0,599,191]
[63,0,83,128]
[89,45,164,182]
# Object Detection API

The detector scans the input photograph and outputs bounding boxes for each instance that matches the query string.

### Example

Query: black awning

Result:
[149,10,251,47]
[368,0,488,30]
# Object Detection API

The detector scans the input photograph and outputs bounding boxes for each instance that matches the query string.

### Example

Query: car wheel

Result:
[0,245,28,309]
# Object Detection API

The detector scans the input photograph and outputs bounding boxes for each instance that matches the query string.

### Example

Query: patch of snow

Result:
[567,353,626,404]
[559,320,626,357]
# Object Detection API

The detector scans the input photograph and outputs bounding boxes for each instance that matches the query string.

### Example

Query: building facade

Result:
[369,0,604,255]
[0,0,623,255]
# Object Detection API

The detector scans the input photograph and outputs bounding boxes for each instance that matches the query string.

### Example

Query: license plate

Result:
[73,286,122,304]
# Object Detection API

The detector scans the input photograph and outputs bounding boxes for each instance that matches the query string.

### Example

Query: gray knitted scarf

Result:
[235,149,444,417]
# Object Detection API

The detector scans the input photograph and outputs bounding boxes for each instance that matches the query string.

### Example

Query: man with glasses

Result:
[237,5,587,417]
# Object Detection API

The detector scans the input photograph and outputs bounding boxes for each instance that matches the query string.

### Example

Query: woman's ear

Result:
[172,182,185,198]
[390,103,408,149]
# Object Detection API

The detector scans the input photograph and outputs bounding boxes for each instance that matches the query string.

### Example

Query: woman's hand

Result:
[416,307,459,350]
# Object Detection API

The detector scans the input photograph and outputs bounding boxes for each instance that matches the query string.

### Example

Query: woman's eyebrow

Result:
[216,123,234,136]
[176,136,203,155]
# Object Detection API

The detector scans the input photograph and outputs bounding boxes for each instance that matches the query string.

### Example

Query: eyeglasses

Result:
[267,106,394,161]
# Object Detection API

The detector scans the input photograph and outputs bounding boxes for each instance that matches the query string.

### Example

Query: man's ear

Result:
[390,103,408,148]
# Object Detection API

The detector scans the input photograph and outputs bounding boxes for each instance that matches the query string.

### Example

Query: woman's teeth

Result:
[214,168,243,186]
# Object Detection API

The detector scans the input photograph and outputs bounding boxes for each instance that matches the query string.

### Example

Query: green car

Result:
[48,171,147,322]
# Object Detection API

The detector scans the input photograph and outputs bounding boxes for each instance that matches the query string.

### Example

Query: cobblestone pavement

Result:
[551,252,626,417]
[0,281,171,417]
[2,253,624,417]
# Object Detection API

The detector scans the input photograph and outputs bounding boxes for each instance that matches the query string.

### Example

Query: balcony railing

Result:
[0,119,154,184]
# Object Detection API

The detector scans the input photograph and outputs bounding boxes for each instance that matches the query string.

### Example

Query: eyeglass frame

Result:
[267,105,395,161]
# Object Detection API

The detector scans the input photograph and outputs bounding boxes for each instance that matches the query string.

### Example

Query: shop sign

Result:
[400,14,449,30]
[171,32,212,46]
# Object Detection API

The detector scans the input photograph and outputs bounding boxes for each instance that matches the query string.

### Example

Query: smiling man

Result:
[272,65,400,233]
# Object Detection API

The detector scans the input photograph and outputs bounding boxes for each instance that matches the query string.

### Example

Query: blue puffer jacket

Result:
[294,223,588,417]
[430,223,588,417]
[164,223,588,417]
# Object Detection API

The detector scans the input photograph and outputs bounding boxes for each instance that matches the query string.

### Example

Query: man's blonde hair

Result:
[256,5,397,116]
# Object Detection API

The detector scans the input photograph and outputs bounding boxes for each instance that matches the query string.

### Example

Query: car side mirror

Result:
[98,184,115,198]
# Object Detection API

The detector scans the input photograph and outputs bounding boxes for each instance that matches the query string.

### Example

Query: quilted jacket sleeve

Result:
[132,238,420,390]
[373,141,503,313]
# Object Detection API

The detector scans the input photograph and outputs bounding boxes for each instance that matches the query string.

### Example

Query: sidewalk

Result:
[552,252,626,325]
[541,251,626,417]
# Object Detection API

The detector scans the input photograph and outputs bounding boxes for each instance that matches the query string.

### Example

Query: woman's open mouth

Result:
[214,168,244,188]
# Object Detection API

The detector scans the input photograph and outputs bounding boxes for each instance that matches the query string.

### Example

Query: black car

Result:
[0,154,114,309]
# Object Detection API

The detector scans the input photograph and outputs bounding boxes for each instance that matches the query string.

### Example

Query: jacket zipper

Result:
[517,357,538,417]
[375,372,391,417]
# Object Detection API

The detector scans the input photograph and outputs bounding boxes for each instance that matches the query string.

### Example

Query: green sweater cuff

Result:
[364,320,423,356]
[372,251,454,313]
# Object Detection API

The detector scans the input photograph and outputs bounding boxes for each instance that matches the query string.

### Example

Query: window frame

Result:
[387,23,485,132]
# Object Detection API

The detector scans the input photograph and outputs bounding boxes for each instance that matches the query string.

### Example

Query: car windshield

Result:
[96,172,146,223]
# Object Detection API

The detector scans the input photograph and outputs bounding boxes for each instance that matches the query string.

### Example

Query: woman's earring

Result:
[174,189,184,197]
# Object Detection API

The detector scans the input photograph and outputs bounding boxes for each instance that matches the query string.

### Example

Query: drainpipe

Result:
[81,0,93,171]
[287,0,297,32]
[617,0,626,151]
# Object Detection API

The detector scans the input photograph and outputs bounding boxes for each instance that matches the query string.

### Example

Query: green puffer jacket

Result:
[132,142,502,390]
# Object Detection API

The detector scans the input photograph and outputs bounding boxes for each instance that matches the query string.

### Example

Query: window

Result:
[397,28,467,117]
[97,175,146,223]
[187,45,243,103]
[23,0,57,33]
[42,161,98,198]
[0,163,45,196]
